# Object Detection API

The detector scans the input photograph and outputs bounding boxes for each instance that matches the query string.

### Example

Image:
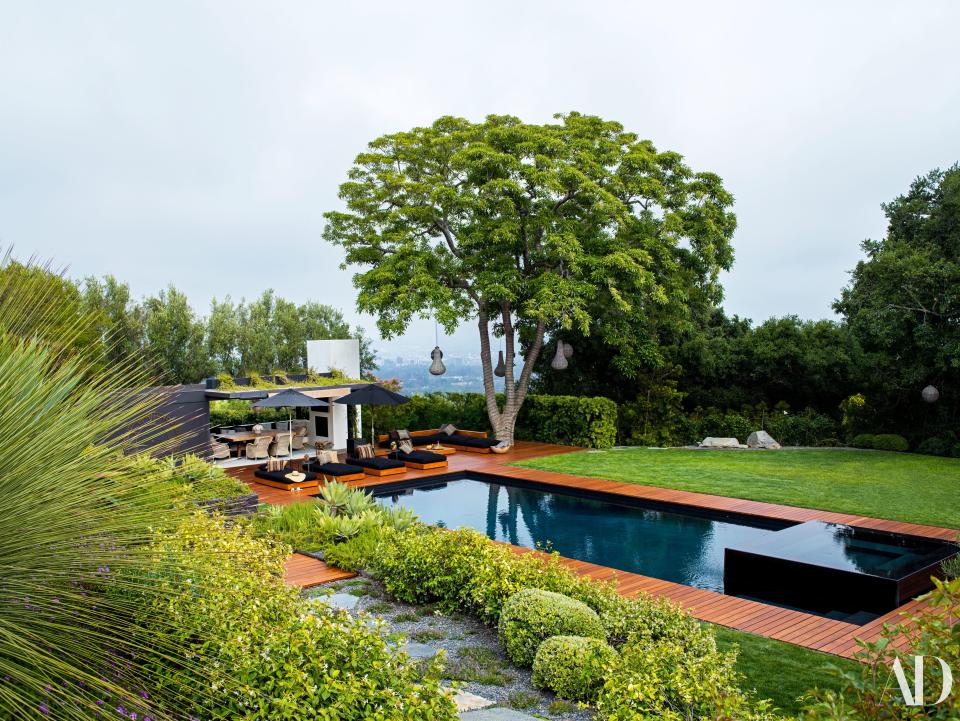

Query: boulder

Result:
[699,437,746,449]
[746,430,781,449]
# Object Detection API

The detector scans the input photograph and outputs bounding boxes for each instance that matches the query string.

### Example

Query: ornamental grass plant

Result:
[0,256,222,718]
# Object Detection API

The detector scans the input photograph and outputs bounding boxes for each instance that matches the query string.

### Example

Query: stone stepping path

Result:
[402,641,439,659]
[459,708,542,720]
[450,690,494,713]
[315,592,360,611]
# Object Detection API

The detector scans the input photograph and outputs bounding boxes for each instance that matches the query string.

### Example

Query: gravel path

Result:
[306,574,596,721]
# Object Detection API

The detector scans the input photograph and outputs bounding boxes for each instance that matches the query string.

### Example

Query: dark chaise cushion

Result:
[304,461,365,477]
[347,456,406,471]
[389,450,446,464]
[254,468,318,485]
[410,434,446,447]
[441,432,499,449]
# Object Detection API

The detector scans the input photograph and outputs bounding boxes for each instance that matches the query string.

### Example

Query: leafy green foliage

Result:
[371,391,618,448]
[516,395,618,448]
[851,433,876,448]
[835,165,960,441]
[802,577,960,720]
[532,635,617,701]
[373,525,614,624]
[870,433,910,452]
[147,513,457,720]
[371,524,782,718]
[498,589,606,667]
[78,273,376,384]
[0,258,226,719]
[917,434,959,457]
[596,637,779,721]
[130,452,251,503]
[325,113,735,441]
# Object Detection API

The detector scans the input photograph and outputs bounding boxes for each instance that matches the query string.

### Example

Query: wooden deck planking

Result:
[284,552,356,588]
[228,441,956,659]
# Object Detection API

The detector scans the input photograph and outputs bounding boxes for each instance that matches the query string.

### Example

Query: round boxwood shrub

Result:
[498,589,606,667]
[871,433,909,452]
[850,433,876,448]
[532,635,617,701]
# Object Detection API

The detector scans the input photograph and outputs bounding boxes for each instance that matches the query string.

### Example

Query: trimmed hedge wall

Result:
[515,395,618,449]
[368,392,618,449]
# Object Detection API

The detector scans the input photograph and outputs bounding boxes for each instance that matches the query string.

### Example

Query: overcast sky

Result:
[2,1,958,359]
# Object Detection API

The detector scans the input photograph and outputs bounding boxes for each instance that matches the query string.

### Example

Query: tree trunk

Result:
[477,301,546,445]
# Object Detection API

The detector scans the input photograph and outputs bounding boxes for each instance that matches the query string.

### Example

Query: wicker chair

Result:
[245,435,272,460]
[291,426,309,451]
[271,432,293,456]
[210,440,231,460]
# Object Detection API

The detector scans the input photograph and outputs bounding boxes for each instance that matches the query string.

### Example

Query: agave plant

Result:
[317,481,353,516]
[342,487,376,517]
[0,255,217,719]
[381,505,419,532]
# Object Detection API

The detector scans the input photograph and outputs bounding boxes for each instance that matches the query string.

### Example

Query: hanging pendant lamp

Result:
[494,350,506,377]
[429,320,446,376]
[562,341,573,359]
[550,342,568,370]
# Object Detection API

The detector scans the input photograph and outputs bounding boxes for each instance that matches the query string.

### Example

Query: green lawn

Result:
[514,448,960,529]
[712,625,859,717]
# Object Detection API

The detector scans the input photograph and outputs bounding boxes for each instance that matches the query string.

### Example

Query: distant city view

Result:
[375,355,493,394]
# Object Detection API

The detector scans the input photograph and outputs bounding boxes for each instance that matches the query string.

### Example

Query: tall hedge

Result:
[368,392,618,449]
[516,395,618,449]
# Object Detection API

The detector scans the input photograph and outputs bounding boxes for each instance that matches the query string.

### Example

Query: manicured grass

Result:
[515,448,960,528]
[712,625,859,716]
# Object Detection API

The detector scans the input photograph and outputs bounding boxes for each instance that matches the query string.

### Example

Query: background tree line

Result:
[535,164,960,451]
[0,260,377,385]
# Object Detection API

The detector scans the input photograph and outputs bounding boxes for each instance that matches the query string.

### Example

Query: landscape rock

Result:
[699,437,746,449]
[402,642,439,659]
[450,690,495,713]
[746,430,781,449]
[316,593,360,611]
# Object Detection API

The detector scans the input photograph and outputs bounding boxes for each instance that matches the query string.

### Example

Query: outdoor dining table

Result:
[215,430,285,456]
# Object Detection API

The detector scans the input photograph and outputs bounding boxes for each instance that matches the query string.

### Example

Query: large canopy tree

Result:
[325,113,736,441]
[835,164,960,432]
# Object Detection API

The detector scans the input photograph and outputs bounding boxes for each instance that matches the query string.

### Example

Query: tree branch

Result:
[435,220,463,260]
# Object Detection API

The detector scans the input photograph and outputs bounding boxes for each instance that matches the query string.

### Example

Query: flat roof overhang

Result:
[203,383,369,401]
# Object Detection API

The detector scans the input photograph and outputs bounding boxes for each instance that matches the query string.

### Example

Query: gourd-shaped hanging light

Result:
[429,347,446,375]
[429,320,446,376]
[562,341,573,359]
[494,350,507,377]
[550,341,568,370]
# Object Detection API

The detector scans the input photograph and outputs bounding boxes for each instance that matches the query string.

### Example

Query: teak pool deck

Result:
[229,442,956,659]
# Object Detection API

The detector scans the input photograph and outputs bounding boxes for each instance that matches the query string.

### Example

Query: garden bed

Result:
[310,574,594,720]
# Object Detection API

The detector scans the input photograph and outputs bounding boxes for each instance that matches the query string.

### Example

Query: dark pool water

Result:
[374,477,778,593]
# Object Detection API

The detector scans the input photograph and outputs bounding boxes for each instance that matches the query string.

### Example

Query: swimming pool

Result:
[373,473,783,593]
[371,472,957,621]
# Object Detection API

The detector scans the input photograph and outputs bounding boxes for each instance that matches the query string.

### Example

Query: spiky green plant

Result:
[0,255,216,719]
[316,480,353,516]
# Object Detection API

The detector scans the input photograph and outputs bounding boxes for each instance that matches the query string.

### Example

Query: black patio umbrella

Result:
[334,384,409,446]
[253,389,329,457]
